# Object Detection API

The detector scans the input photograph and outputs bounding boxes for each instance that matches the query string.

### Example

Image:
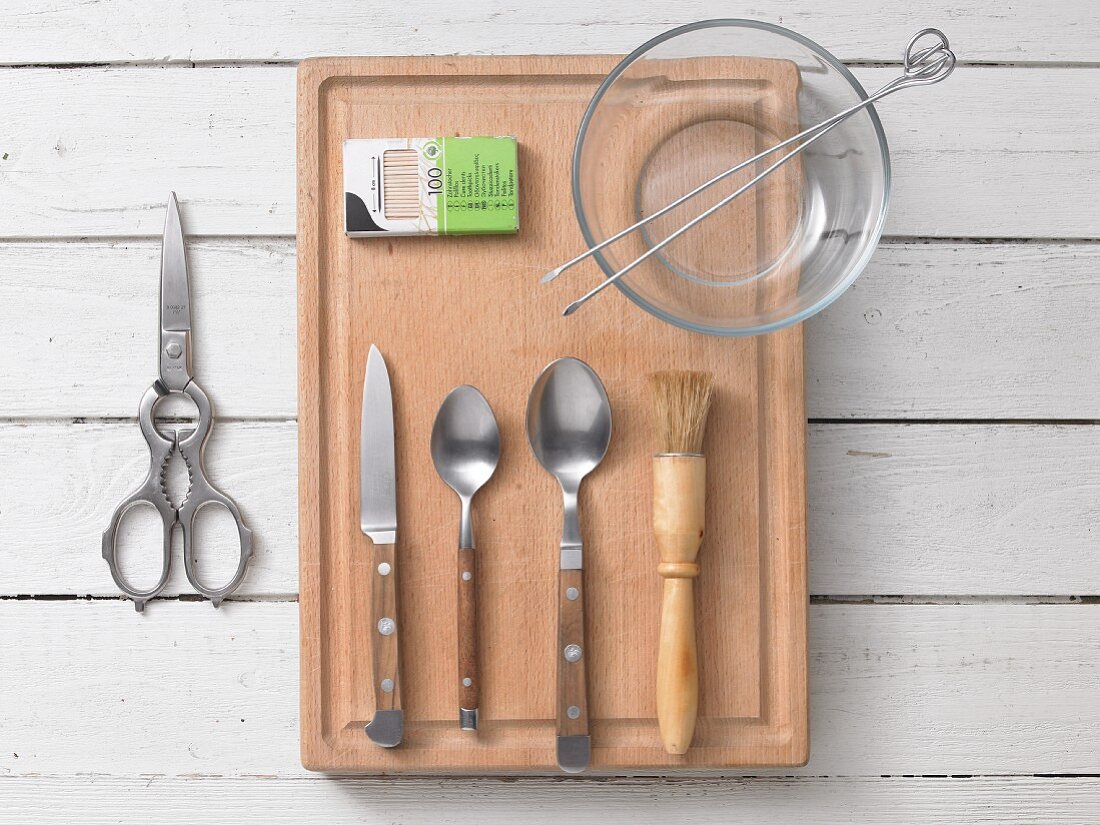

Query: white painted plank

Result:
[0,240,298,419]
[0,67,1096,238]
[5,421,1099,597]
[807,424,1100,594]
[806,242,1100,419]
[1,0,1096,64]
[4,240,1100,420]
[0,776,1098,824]
[0,68,294,238]
[0,421,297,599]
[2,2,1093,813]
[1,602,1096,776]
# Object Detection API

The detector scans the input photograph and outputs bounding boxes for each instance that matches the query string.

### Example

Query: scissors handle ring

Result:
[101,386,176,612]
[102,382,253,610]
[176,380,254,606]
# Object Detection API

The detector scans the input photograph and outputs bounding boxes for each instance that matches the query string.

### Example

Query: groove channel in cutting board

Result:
[297,55,808,773]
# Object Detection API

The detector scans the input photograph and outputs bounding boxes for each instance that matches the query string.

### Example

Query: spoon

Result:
[525,357,613,773]
[431,385,501,732]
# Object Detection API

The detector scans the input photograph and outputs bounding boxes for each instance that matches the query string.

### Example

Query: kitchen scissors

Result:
[102,193,253,611]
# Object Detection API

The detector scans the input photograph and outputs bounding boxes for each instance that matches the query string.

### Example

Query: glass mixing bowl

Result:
[571,19,891,335]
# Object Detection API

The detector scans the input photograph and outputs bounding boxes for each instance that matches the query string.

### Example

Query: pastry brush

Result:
[649,370,714,755]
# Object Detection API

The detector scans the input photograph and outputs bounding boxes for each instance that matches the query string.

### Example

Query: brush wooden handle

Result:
[653,455,706,755]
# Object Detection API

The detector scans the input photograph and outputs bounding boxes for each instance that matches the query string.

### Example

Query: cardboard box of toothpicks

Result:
[344,136,519,237]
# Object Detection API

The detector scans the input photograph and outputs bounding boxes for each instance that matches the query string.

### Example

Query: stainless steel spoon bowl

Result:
[525,357,612,774]
[526,358,613,509]
[432,385,501,549]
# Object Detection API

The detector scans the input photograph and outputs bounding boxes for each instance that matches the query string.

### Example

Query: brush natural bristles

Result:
[649,370,714,455]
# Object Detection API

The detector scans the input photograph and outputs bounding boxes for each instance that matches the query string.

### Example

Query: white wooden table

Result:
[2,2,1099,821]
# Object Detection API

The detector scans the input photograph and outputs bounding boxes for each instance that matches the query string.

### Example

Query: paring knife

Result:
[361,344,404,748]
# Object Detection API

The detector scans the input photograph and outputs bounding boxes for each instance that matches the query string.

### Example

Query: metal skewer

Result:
[551,28,956,317]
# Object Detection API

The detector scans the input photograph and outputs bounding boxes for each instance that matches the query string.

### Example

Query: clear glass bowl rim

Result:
[570,18,893,336]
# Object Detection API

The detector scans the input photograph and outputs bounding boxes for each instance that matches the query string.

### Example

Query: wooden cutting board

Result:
[297,55,808,773]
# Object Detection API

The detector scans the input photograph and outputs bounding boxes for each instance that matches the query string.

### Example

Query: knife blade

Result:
[360,344,403,748]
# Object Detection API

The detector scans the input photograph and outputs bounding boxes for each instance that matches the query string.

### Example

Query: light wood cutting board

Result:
[297,55,808,773]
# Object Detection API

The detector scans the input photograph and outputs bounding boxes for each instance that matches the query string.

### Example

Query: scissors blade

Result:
[360,344,397,544]
[161,192,191,334]
[159,193,193,390]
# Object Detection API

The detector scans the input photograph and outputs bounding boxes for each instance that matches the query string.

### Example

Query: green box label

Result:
[438,137,519,235]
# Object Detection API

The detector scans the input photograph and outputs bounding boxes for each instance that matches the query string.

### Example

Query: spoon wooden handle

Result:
[557,566,590,772]
[457,546,479,730]
[653,454,706,755]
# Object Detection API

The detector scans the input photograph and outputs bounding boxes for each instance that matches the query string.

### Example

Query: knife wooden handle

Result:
[366,542,403,747]
[556,567,589,772]
[457,547,479,729]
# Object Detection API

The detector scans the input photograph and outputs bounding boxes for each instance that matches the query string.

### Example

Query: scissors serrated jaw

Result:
[160,192,193,391]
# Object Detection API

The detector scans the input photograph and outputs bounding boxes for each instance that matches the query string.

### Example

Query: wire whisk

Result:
[545,28,957,316]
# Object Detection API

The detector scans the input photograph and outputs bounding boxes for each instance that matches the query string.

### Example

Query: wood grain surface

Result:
[1,67,1097,239]
[4,0,1100,819]
[9,240,1100,421]
[3,0,1095,63]
[2,775,1100,824]
[11,420,1100,599]
[3,601,1098,777]
[297,55,807,772]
